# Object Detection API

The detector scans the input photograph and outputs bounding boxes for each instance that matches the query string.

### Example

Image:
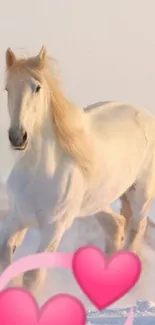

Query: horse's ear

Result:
[27,46,47,70]
[35,45,47,68]
[38,45,47,61]
[6,48,16,69]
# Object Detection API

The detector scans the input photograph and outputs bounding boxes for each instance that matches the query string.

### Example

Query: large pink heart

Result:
[72,246,141,310]
[0,287,86,325]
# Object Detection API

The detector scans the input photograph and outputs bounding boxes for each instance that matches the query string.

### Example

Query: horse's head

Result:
[5,46,95,179]
[5,46,49,151]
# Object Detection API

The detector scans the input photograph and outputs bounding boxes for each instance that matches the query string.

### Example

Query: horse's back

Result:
[84,100,154,120]
[84,101,112,112]
[84,101,155,142]
[84,101,155,192]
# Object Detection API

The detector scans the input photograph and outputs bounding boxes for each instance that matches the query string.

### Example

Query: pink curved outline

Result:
[124,308,134,325]
[0,252,73,291]
[0,250,134,325]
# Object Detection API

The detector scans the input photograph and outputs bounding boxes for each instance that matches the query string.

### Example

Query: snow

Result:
[87,300,155,324]
[0,182,155,325]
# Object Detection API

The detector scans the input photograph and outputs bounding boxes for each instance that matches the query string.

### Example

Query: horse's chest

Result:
[7,168,74,225]
[20,176,58,214]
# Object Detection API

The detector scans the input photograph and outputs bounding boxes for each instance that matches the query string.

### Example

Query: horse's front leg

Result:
[22,216,76,293]
[23,169,84,294]
[0,212,23,274]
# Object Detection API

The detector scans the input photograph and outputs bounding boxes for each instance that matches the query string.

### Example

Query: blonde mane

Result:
[6,51,96,179]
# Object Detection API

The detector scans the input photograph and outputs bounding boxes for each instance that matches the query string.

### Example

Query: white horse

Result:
[1,45,155,293]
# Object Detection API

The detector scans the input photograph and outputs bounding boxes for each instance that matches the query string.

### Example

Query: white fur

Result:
[2,47,155,293]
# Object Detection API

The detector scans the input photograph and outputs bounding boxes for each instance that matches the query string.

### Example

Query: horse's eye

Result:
[35,85,41,93]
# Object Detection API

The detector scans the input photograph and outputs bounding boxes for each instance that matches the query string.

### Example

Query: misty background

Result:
[0,0,155,308]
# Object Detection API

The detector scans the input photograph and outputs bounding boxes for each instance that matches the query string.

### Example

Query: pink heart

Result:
[0,288,86,325]
[72,246,141,310]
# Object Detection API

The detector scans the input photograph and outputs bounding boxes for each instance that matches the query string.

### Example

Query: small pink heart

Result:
[72,246,141,310]
[0,288,86,325]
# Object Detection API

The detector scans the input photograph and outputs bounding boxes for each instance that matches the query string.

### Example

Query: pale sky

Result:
[0,0,155,308]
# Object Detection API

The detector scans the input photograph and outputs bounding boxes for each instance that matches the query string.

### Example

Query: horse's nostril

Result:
[8,129,27,149]
[8,130,14,143]
[8,132,12,142]
[22,132,27,143]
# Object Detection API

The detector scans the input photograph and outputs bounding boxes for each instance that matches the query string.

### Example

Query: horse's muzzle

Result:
[8,128,28,150]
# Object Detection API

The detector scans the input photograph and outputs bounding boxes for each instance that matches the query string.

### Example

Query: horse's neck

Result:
[20,112,65,175]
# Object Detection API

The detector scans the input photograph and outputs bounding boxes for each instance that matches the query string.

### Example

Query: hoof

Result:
[23,269,46,293]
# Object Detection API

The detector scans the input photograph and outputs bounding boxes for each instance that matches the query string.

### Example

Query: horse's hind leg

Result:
[8,228,28,255]
[123,181,152,257]
[120,192,133,230]
[96,207,126,256]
